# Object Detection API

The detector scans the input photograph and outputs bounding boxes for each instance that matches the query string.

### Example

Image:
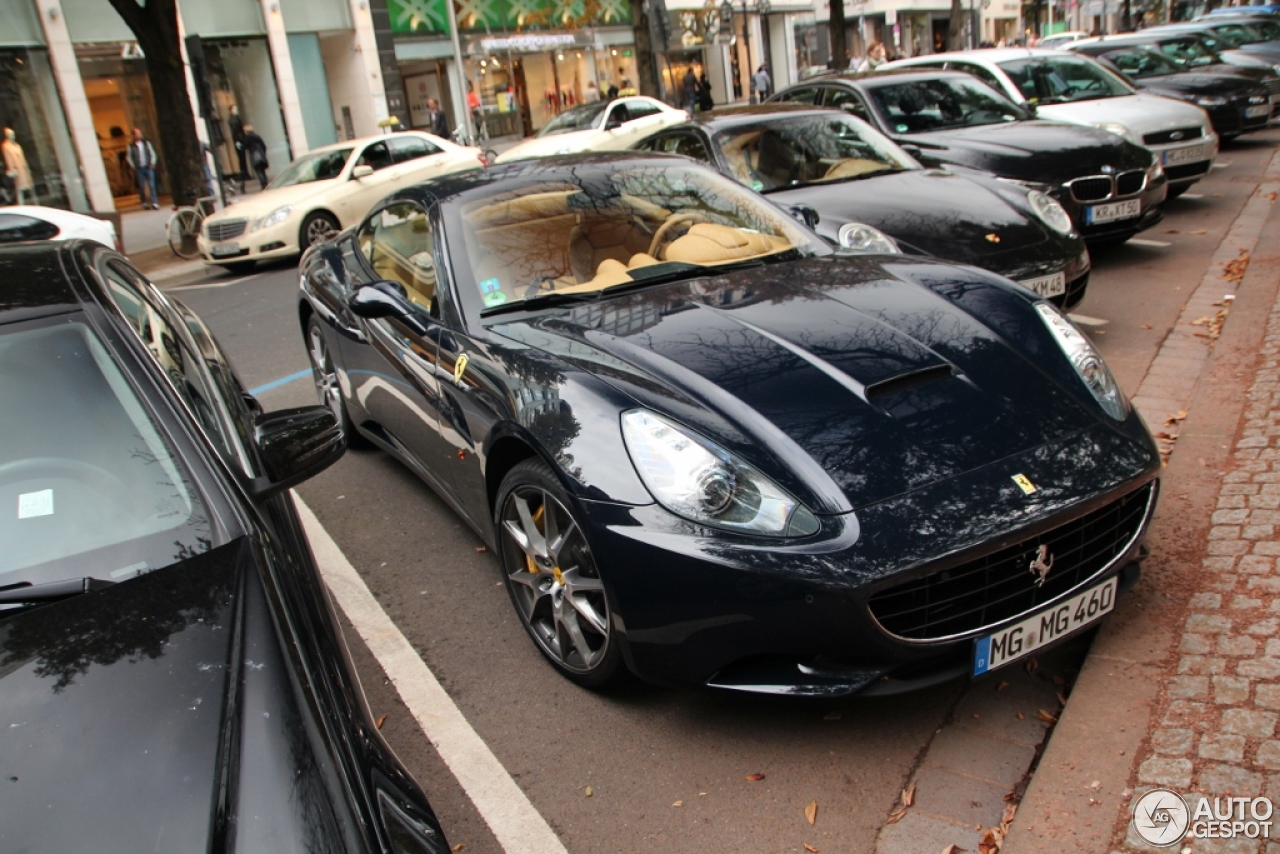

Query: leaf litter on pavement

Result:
[885,780,916,824]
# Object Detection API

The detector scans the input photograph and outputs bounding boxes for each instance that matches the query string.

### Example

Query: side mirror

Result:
[1021,101,1038,115]
[249,405,346,499]
[352,164,374,179]
[349,281,431,336]
[789,205,820,229]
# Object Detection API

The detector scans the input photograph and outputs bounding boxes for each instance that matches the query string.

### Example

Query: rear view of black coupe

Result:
[0,242,448,853]
[633,106,1091,308]
[299,155,1160,697]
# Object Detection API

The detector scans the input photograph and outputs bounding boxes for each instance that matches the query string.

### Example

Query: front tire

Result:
[306,316,365,447]
[301,211,340,249]
[496,459,623,688]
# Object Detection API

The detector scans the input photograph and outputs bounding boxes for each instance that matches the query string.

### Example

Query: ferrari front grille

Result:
[868,482,1155,642]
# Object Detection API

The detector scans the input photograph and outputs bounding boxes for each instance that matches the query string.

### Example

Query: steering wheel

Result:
[648,212,711,258]
[0,458,130,495]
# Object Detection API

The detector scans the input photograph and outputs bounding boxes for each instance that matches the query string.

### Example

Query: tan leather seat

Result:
[567,217,653,282]
[664,223,788,264]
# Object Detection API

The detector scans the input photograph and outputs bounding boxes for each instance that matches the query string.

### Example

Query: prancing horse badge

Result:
[453,354,469,386]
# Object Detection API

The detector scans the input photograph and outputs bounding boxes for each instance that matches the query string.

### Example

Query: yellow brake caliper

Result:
[526,504,545,574]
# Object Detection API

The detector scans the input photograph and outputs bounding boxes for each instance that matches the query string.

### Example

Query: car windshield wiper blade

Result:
[0,576,116,605]
[480,289,601,317]
[599,259,766,294]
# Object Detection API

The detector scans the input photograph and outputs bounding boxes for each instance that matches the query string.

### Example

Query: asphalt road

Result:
[159,128,1280,854]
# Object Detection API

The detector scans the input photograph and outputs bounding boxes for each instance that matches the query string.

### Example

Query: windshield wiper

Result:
[599,259,768,294]
[0,576,116,605]
[480,289,601,317]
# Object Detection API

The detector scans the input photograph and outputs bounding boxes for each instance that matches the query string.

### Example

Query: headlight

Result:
[1028,190,1074,235]
[1196,94,1229,107]
[621,409,821,537]
[1035,303,1128,421]
[253,206,292,231]
[1147,158,1165,181]
[837,222,900,253]
[1094,121,1135,142]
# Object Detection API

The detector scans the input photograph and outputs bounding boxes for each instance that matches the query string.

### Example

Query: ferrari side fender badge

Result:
[985,233,1001,243]
[454,354,469,386]
[1012,473,1037,495]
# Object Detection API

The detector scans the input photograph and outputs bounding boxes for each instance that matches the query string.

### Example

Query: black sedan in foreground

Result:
[770,70,1169,244]
[1066,42,1273,139]
[632,106,1091,309]
[300,154,1160,696]
[0,241,448,853]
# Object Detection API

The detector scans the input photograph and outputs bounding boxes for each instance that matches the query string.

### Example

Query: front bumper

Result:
[585,417,1160,696]
[197,218,300,266]
[1056,171,1168,243]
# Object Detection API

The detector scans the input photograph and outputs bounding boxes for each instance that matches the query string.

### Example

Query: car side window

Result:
[606,103,631,127]
[647,132,711,161]
[389,136,442,164]
[949,62,1005,92]
[357,141,394,171]
[826,88,871,121]
[358,202,439,318]
[776,87,820,104]
[624,99,662,120]
[99,260,250,472]
[0,213,59,242]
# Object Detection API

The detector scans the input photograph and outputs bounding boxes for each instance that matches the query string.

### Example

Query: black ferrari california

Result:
[0,241,448,853]
[632,106,1091,309]
[299,154,1160,697]
[770,70,1169,244]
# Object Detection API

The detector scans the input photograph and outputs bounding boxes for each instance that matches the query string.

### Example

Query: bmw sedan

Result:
[771,70,1168,243]
[633,106,1091,308]
[0,241,449,853]
[299,154,1160,696]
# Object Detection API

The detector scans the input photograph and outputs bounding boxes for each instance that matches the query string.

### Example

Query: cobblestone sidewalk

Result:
[1123,278,1280,853]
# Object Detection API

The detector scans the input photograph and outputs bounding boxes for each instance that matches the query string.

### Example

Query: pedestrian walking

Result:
[682,67,699,112]
[607,80,620,100]
[857,42,889,72]
[228,106,247,181]
[618,78,637,97]
[427,97,450,139]
[697,73,714,112]
[751,63,771,104]
[127,127,159,209]
[242,125,269,189]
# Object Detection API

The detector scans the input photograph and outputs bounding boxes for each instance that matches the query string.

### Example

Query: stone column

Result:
[259,0,309,156]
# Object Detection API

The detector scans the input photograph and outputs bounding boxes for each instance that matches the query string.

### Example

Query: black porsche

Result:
[770,70,1169,244]
[298,154,1160,697]
[632,106,1091,309]
[0,241,448,853]
[1065,42,1273,139]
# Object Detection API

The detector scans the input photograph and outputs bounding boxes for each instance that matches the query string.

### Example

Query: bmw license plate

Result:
[1247,105,1271,118]
[973,577,1118,676]
[211,242,241,257]
[1019,271,1066,298]
[1163,144,1205,166]
[1085,199,1142,225]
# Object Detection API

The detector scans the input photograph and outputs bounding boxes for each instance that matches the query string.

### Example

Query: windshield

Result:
[267,147,354,188]
[1105,47,1184,78]
[536,103,610,137]
[997,55,1134,104]
[1210,22,1270,44]
[865,77,1030,133]
[713,114,916,192]
[0,317,214,591]
[450,163,825,314]
[1153,36,1222,67]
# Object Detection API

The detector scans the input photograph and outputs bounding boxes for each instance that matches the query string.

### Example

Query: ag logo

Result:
[1132,788,1190,846]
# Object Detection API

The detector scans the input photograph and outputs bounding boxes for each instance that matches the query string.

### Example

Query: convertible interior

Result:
[461,185,794,304]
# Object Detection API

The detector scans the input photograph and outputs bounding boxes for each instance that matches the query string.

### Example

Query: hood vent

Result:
[866,364,955,401]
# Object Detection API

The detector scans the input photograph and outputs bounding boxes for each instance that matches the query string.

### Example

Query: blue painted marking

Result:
[249,369,311,396]
[973,636,991,676]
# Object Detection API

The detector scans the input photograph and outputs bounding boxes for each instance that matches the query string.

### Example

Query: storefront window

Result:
[793,13,831,79]
[202,39,291,185]
[77,42,166,206]
[1,49,85,210]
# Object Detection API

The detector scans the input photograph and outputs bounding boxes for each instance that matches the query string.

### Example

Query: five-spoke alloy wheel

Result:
[496,459,621,687]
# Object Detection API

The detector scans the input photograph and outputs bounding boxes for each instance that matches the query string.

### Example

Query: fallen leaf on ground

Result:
[745,773,765,782]
[375,714,387,729]
[474,546,486,552]
[805,800,818,825]
[1002,802,1017,825]
[1164,228,1207,235]
[1016,711,1025,720]
[886,781,917,824]
[584,786,593,797]
[941,846,966,854]
[673,801,683,807]
[978,826,1004,854]
[803,844,819,853]
[997,681,1009,692]
[1036,709,1058,724]
[1024,658,1038,676]
[451,845,465,853]
[1142,323,1152,329]
[1056,692,1069,706]
[1164,410,1189,426]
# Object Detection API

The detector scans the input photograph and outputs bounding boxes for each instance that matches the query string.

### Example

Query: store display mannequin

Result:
[2,128,33,204]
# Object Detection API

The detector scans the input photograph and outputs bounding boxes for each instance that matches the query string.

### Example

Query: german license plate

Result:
[1163,144,1205,166]
[1246,105,1271,118]
[1019,271,1066,298]
[211,242,241,257]
[1084,199,1142,225]
[973,577,1118,676]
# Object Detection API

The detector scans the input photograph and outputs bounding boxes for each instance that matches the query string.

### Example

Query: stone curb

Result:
[1003,149,1280,854]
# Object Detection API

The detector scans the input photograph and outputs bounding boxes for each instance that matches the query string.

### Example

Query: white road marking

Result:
[167,274,262,291]
[1178,193,1205,200]
[1069,314,1109,327]
[292,492,568,854]
[1127,239,1172,248]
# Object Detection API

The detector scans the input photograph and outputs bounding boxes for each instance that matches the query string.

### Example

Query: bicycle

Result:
[450,127,498,165]
[167,196,216,260]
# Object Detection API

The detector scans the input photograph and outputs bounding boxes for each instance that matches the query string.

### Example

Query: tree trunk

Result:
[106,0,205,207]
[629,0,666,100]
[947,0,968,50]
[830,0,849,70]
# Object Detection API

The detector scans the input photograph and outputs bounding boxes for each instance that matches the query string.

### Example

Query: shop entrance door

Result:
[77,44,164,210]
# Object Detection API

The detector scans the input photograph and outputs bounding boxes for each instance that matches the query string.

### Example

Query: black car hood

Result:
[905,120,1151,183]
[1138,72,1263,95]
[765,169,1049,262]
[492,257,1101,513]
